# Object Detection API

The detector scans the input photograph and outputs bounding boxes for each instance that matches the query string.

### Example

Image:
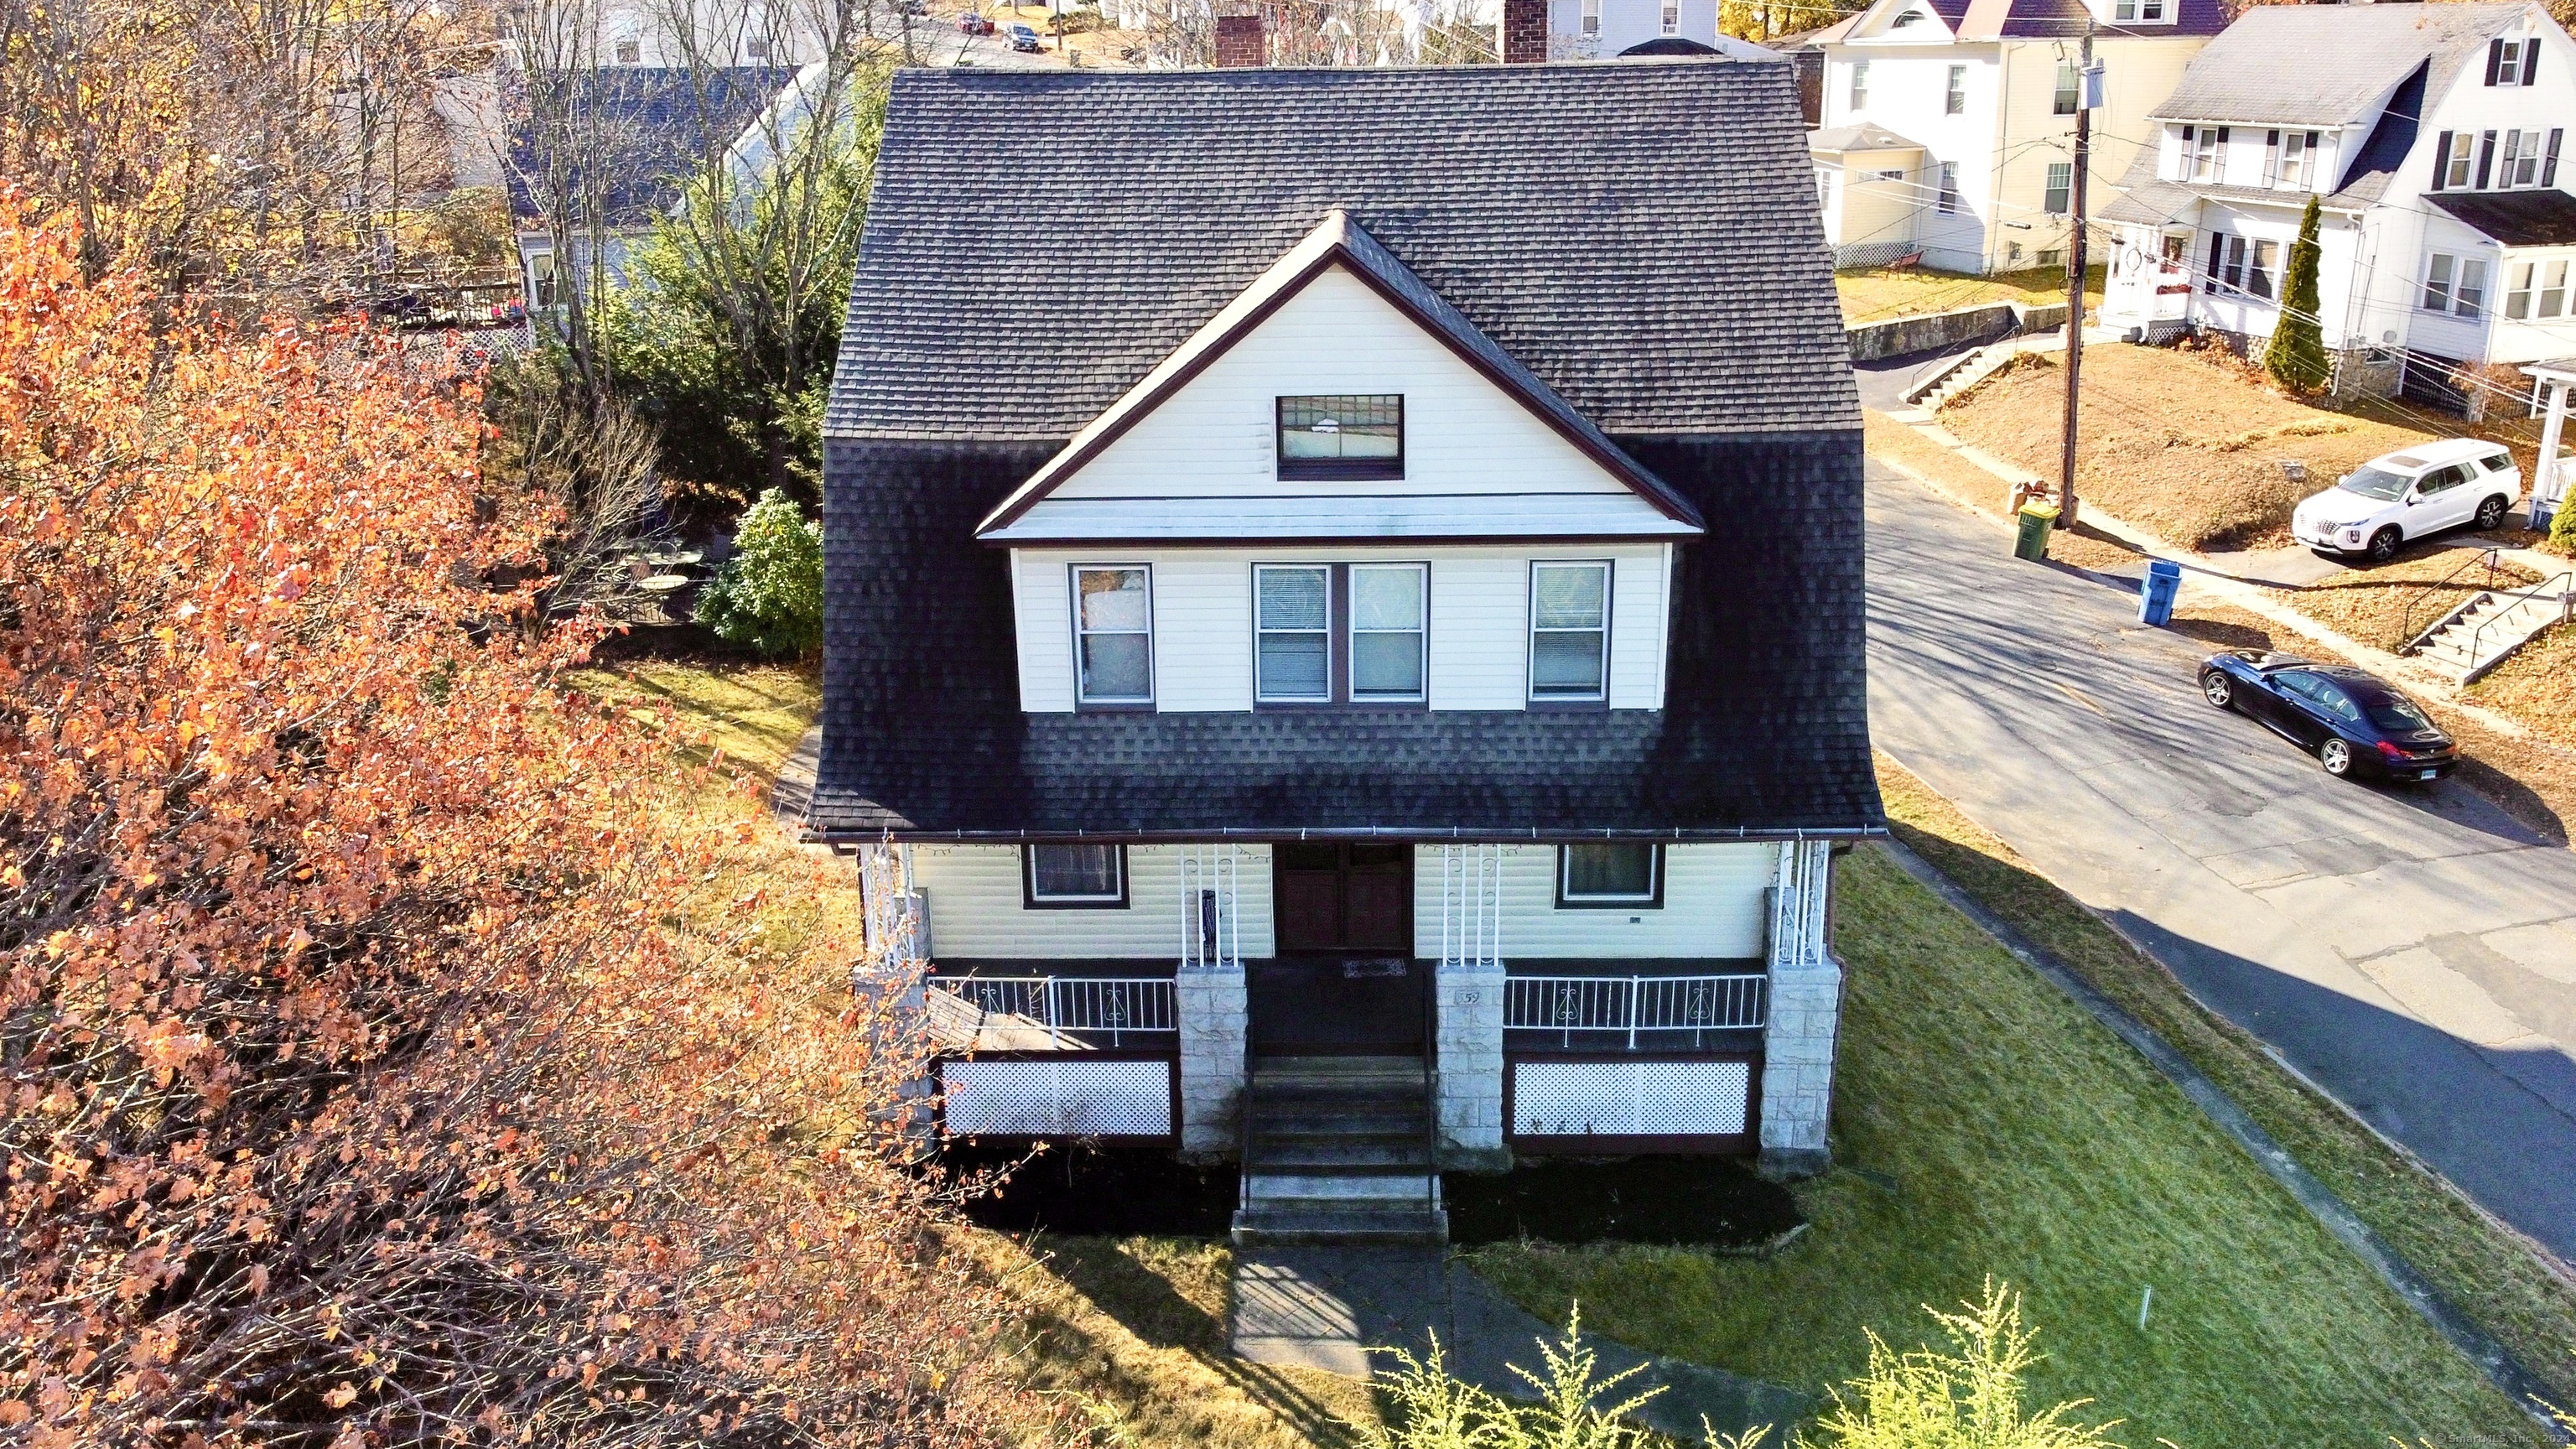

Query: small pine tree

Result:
[2265,195,2333,395]
[2553,491,2576,554]
[695,487,824,657]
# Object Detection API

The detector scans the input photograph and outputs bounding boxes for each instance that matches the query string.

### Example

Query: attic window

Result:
[1890,9,1921,25]
[1277,395,1404,480]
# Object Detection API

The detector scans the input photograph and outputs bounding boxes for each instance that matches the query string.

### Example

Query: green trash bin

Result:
[2013,502,2059,562]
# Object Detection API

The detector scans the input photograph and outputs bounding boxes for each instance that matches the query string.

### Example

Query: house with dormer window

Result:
[2101,2,2576,413]
[808,63,1880,1245]
[1805,0,2223,272]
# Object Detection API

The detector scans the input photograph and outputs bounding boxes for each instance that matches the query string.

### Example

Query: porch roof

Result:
[2427,189,2576,247]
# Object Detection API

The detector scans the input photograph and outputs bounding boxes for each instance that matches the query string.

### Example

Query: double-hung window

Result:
[1581,0,1599,34]
[2489,34,2540,86]
[2112,0,2164,20]
[2044,162,2072,215]
[2423,252,2489,317]
[1024,843,1127,907]
[2267,129,2317,189]
[1661,0,1677,34]
[1849,60,1868,111]
[1935,161,1960,215]
[2188,125,2225,182]
[1945,65,1966,116]
[1277,394,1402,480]
[2542,258,2571,319]
[1556,844,1662,907]
[2436,131,2476,190]
[2053,61,2080,117]
[2509,260,2537,319]
[1254,563,1427,705]
[1073,565,1153,706]
[2498,128,2559,188]
[1529,561,1611,704]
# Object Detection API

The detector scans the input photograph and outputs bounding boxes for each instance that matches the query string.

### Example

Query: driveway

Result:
[1865,459,2576,1260]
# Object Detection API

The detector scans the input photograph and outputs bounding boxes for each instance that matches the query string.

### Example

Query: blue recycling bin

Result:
[2139,558,2182,626]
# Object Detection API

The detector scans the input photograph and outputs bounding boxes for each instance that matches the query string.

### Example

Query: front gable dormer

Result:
[975,211,1703,546]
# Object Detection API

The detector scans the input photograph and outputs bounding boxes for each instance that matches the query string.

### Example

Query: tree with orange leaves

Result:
[0,200,1020,1446]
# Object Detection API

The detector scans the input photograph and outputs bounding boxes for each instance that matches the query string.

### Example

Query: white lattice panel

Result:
[942,1059,1173,1136]
[1512,1060,1750,1137]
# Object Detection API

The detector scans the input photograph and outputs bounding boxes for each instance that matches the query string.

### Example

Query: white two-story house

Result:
[809,63,1881,1245]
[1806,0,2224,273]
[2101,2,2576,414]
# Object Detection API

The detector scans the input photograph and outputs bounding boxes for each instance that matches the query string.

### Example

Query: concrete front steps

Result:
[2408,575,2574,683]
[1232,1056,1446,1246]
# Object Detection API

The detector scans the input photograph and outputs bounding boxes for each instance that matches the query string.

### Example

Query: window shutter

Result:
[2487,37,2506,86]
[2433,130,2453,190]
[2548,127,2564,187]
[2526,36,2542,86]
[2206,231,2225,294]
[2478,130,2498,190]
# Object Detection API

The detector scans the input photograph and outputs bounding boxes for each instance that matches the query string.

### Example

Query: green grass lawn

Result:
[564,658,819,778]
[1468,842,2549,1448]
[1836,263,2104,325]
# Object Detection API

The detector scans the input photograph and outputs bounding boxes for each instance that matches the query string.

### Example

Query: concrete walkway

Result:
[1231,1247,1813,1441]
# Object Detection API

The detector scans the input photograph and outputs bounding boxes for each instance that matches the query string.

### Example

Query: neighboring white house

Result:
[2101,1,2576,414]
[1806,0,2224,273]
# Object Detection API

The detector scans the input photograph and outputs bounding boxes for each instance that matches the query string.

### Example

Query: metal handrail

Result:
[1423,970,1441,1216]
[1503,973,1768,1049]
[2400,548,2505,654]
[2461,570,2576,679]
[926,975,1176,1048]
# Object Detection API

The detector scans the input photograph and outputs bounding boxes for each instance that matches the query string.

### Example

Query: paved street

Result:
[1865,458,2576,1259]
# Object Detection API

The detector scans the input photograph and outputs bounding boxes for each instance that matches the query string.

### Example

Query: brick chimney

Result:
[1214,12,1266,65]
[1501,0,1546,62]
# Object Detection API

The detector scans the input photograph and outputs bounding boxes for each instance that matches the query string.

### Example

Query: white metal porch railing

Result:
[1440,843,1503,969]
[1179,844,1242,970]
[1503,974,1768,1048]
[927,976,1177,1048]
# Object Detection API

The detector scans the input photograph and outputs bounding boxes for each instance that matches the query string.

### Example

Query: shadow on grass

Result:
[945,1143,1237,1237]
[1446,1158,1803,1249]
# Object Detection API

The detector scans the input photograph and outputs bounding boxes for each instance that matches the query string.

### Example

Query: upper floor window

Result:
[2044,162,2072,215]
[2267,129,2318,190]
[1581,0,1600,34]
[745,36,773,59]
[1849,60,1869,110]
[2496,127,2563,188]
[1556,843,1662,907]
[1277,394,1402,480]
[2183,124,2225,183]
[1890,8,1922,26]
[2054,61,2080,116]
[2506,257,2572,319]
[614,35,642,61]
[2434,130,2476,190]
[1073,565,1153,705]
[1945,65,1967,115]
[1529,561,1610,704]
[2489,34,2541,86]
[1662,0,1678,34]
[1024,843,1128,907]
[1254,562,1429,705]
[2112,0,2165,21]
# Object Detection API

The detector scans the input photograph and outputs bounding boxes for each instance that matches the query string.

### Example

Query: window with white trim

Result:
[2544,257,2570,318]
[2423,252,2489,317]
[1024,844,1127,906]
[1945,64,1966,115]
[1849,59,1868,110]
[1350,564,1427,702]
[1073,566,1153,705]
[2053,60,2080,116]
[1254,564,1331,703]
[1581,0,1599,34]
[1661,0,1678,33]
[2113,0,2165,21]
[1555,843,1662,907]
[1529,561,1610,704]
[2438,131,2476,190]
[2044,162,2072,215]
[1934,161,1960,215]
[2187,124,2225,183]
[2267,129,2318,189]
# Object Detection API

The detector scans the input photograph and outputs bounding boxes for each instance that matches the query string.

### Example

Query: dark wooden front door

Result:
[1275,842,1411,955]
[1254,843,1420,1054]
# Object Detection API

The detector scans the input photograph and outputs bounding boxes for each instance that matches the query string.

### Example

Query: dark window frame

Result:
[1021,843,1131,909]
[1275,394,1405,481]
[1554,843,1666,909]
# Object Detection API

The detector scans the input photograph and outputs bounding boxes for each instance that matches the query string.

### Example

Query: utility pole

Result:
[2058,20,2096,530]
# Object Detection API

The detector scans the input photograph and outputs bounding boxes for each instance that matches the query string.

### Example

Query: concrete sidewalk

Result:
[1230,1247,1812,1441]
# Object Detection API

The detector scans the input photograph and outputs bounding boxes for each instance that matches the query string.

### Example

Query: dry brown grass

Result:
[1940,346,2439,551]
[1864,410,2148,574]
[2267,552,2544,653]
[2471,622,2576,751]
[1836,264,2102,325]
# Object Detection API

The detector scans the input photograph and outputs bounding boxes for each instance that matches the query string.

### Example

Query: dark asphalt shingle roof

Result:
[506,65,793,226]
[825,63,1857,442]
[2429,188,2576,245]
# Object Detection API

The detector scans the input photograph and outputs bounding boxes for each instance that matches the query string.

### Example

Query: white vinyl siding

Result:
[1409,844,1772,958]
[1043,266,1638,506]
[1010,544,1671,713]
[906,844,1279,959]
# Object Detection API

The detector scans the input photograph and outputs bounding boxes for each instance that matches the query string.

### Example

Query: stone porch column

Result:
[1759,839,1844,1179]
[1436,958,1509,1171]
[1176,962,1246,1161]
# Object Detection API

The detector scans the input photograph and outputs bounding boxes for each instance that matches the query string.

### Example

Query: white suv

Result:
[2292,439,2521,563]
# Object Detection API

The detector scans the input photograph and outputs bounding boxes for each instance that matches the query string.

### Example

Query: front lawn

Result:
[1836,263,2101,325]
[1468,840,2551,1448]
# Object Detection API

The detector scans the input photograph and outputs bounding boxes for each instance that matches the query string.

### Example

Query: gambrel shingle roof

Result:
[824,63,1857,443]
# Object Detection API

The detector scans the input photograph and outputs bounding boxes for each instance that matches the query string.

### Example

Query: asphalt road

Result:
[1865,458,2576,1260]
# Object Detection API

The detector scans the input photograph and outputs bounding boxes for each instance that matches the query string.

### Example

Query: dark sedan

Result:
[1006,21,1041,48]
[2198,652,2457,782]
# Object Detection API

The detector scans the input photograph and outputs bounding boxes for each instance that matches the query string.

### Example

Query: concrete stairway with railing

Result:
[1231,1057,1447,1247]
[2405,571,2574,683]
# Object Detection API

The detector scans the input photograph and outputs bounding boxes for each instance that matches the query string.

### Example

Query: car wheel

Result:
[2475,495,2510,531]
[2366,526,2402,564]
[2201,672,2234,709]
[2319,737,2355,777]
